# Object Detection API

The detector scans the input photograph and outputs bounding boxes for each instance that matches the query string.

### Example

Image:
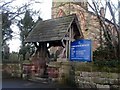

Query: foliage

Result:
[17,10,42,60]
[2,52,20,63]
[2,12,13,45]
[1,0,42,53]
[19,44,31,58]
[9,52,19,61]
[93,46,117,60]
[92,29,119,72]
[74,60,119,73]
[93,59,120,73]
[2,44,10,59]
[18,10,35,45]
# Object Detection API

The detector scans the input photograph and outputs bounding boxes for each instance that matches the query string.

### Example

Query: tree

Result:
[0,0,42,61]
[1,0,41,45]
[18,10,42,60]
[2,44,10,59]
[1,1,31,60]
[2,12,12,60]
[2,12,13,45]
[88,0,120,60]
[18,10,34,60]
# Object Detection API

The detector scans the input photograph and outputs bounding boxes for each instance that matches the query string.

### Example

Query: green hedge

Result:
[74,60,119,73]
[93,59,120,68]
[93,59,120,73]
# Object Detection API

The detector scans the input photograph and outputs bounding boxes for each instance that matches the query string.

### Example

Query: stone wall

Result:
[48,61,119,89]
[2,64,22,78]
[75,71,119,89]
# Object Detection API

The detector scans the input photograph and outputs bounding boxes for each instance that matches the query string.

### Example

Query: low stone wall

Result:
[48,61,119,89]
[75,71,119,89]
[2,64,22,78]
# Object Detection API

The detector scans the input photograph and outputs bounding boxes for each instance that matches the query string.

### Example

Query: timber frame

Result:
[25,14,83,61]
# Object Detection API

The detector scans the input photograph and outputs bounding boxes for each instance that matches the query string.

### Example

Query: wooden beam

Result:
[69,26,72,60]
[66,38,68,60]
[69,25,73,60]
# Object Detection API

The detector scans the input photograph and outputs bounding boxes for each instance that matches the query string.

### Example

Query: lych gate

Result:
[25,14,83,77]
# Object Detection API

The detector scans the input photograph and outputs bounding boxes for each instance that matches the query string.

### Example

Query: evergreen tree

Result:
[2,12,13,45]
[2,12,12,60]
[18,10,34,60]
[18,10,42,60]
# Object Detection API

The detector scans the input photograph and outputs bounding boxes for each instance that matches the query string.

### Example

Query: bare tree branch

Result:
[89,1,118,58]
[0,0,15,9]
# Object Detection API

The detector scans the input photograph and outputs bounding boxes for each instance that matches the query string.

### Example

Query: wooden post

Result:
[69,26,72,60]
[69,26,76,86]
[43,42,47,60]
[66,36,68,61]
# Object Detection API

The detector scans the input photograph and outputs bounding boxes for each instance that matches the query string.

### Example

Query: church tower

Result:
[52,1,88,18]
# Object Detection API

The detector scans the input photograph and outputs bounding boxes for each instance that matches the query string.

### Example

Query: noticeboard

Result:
[70,39,92,62]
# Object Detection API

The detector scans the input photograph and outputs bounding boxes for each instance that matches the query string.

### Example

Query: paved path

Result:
[2,78,74,89]
[2,78,57,88]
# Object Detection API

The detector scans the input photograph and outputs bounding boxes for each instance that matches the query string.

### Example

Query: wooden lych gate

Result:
[25,14,83,77]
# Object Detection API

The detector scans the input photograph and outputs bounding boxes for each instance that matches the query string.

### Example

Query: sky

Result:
[7,0,118,52]
[8,0,52,52]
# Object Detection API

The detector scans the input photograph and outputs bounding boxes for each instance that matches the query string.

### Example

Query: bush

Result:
[74,60,119,73]
[93,59,120,68]
[93,59,120,73]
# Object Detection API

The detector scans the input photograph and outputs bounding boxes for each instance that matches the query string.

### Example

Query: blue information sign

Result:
[70,39,92,62]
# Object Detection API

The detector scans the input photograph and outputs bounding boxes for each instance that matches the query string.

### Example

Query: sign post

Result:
[70,39,92,62]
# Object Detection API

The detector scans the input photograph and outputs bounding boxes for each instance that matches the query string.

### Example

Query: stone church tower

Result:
[52,2,88,18]
[52,1,101,50]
